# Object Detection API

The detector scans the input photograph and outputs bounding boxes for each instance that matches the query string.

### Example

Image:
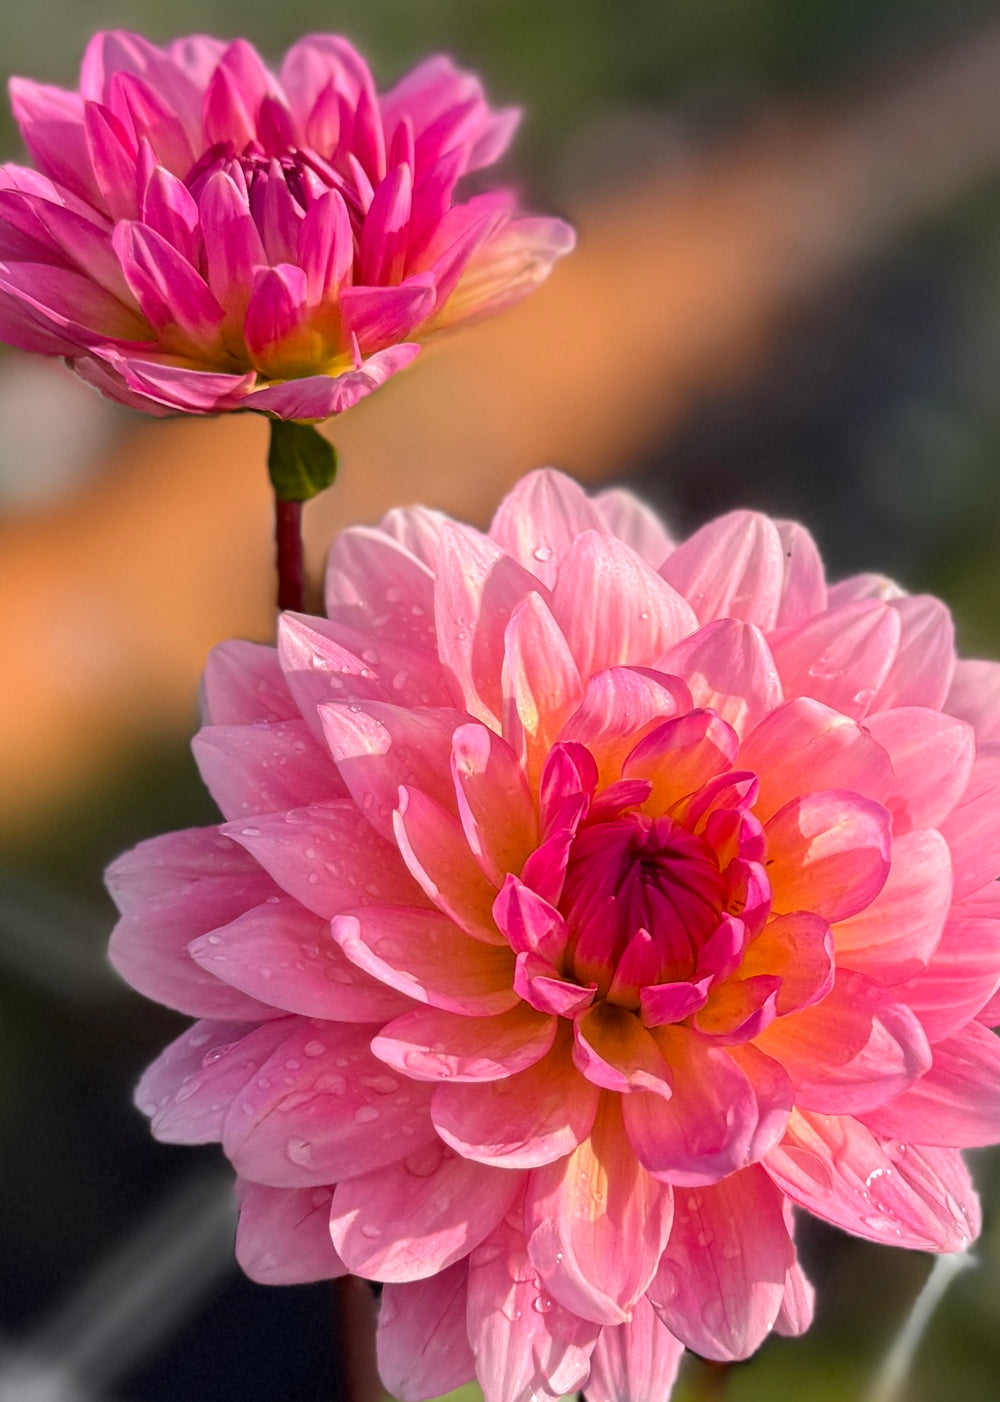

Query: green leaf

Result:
[267,419,338,502]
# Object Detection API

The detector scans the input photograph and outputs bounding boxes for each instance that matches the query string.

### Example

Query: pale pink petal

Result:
[433,215,575,331]
[331,1142,522,1280]
[739,697,894,823]
[432,1033,600,1168]
[946,659,1000,743]
[584,1296,684,1402]
[773,519,827,628]
[657,619,781,737]
[201,638,297,725]
[524,1097,674,1325]
[756,974,931,1114]
[83,349,254,413]
[324,525,436,652]
[861,1021,1000,1146]
[394,785,501,940]
[594,486,675,568]
[775,1259,816,1337]
[770,600,901,720]
[501,591,583,775]
[827,572,905,605]
[188,896,412,1022]
[550,531,697,681]
[623,709,739,813]
[235,1180,347,1285]
[107,827,277,1018]
[223,1019,437,1187]
[863,708,975,834]
[372,1002,555,1081]
[765,1109,981,1250]
[739,912,834,1016]
[660,510,786,630]
[467,1216,600,1402]
[572,1003,673,1098]
[833,828,952,984]
[895,901,1000,1042]
[137,1018,292,1144]
[332,907,517,1015]
[377,1263,476,1402]
[558,666,692,785]
[872,595,956,710]
[488,467,606,588]
[192,718,343,819]
[649,1164,793,1361]
[939,743,1000,899]
[223,801,425,919]
[765,789,891,923]
[9,78,101,207]
[112,220,224,344]
[318,698,464,839]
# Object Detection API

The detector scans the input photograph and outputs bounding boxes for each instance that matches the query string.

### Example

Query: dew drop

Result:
[532,1294,553,1314]
[303,1040,326,1057]
[532,544,553,563]
[359,1223,381,1240]
[353,1105,380,1125]
[286,1137,313,1165]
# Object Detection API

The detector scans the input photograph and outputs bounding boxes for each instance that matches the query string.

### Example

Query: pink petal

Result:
[332,907,516,1016]
[774,519,827,628]
[514,953,596,1018]
[770,600,901,720]
[196,168,265,328]
[864,708,975,834]
[377,1263,476,1402]
[331,1142,522,1280]
[660,510,786,630]
[739,697,894,823]
[340,275,436,352]
[299,187,354,303]
[649,1164,793,1361]
[493,875,571,965]
[502,591,583,775]
[107,826,276,1018]
[594,486,675,568]
[372,1002,556,1082]
[432,1032,600,1168]
[202,38,274,148]
[946,659,1000,743]
[84,100,138,220]
[739,912,833,1015]
[137,1018,291,1143]
[432,214,575,330]
[112,220,224,346]
[318,698,464,840]
[223,801,424,918]
[584,1296,684,1402]
[280,35,374,129]
[488,467,606,588]
[833,828,952,984]
[861,1021,1000,1146]
[775,1259,816,1337]
[394,784,501,940]
[0,260,149,344]
[223,1019,437,1187]
[359,163,413,284]
[657,619,781,737]
[188,896,412,1022]
[243,263,311,370]
[872,595,956,710]
[524,1096,674,1325]
[755,974,931,1114]
[765,1109,980,1250]
[191,718,343,819]
[572,1003,673,1098]
[325,524,437,652]
[201,639,296,725]
[765,789,891,923]
[939,743,1000,899]
[550,531,697,681]
[622,1030,764,1186]
[235,1180,347,1284]
[247,344,421,418]
[623,709,739,813]
[467,1216,601,1402]
[558,666,693,785]
[895,900,1000,1042]
[140,165,199,265]
[79,349,254,413]
[9,78,101,207]
[109,72,196,176]
[450,722,538,886]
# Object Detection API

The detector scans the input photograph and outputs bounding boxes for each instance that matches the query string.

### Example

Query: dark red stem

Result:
[275,496,305,613]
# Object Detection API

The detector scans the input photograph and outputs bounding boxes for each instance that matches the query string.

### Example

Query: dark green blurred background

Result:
[4,3,1000,1400]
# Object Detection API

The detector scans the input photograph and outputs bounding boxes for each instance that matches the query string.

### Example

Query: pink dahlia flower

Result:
[0,32,573,419]
[110,470,1000,1401]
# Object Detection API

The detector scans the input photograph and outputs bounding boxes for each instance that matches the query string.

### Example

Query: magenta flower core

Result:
[0,32,574,419]
[109,470,1000,1401]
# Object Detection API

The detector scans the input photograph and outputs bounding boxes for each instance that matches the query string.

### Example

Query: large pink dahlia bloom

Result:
[110,470,1000,1401]
[0,32,573,419]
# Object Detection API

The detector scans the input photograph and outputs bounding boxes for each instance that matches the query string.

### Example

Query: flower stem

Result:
[266,418,338,614]
[274,497,305,613]
[689,1360,732,1401]
[333,1277,383,1402]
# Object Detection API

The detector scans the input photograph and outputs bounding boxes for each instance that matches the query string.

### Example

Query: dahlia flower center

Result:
[186,140,345,214]
[560,814,725,991]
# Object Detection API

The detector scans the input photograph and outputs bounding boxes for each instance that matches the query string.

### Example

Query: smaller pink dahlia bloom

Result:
[110,470,1000,1402]
[0,32,573,418]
